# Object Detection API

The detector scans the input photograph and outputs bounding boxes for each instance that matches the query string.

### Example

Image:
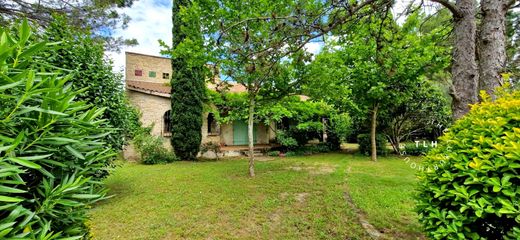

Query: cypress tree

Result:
[170,0,205,160]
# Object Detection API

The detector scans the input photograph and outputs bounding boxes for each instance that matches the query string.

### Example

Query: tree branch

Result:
[430,0,462,18]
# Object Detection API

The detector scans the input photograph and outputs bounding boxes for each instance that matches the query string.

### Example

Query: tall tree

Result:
[43,17,140,150]
[0,0,138,50]
[430,0,478,119]
[478,0,517,98]
[170,0,207,160]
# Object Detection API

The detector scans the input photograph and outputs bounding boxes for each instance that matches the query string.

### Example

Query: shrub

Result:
[416,89,520,239]
[403,143,430,156]
[267,150,280,157]
[0,20,115,238]
[298,143,331,154]
[284,151,298,157]
[133,130,177,164]
[357,133,388,156]
[275,130,298,150]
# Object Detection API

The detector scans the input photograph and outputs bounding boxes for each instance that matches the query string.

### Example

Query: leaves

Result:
[0,20,115,239]
[417,89,520,238]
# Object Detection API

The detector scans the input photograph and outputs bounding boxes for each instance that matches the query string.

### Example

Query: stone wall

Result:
[127,90,171,137]
[126,52,171,84]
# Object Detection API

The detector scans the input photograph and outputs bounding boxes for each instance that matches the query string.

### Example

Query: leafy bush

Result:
[325,131,341,151]
[0,20,115,238]
[284,151,298,157]
[275,130,298,150]
[403,143,430,156]
[133,130,177,164]
[328,112,352,150]
[417,89,520,239]
[299,143,331,154]
[267,150,280,157]
[357,133,388,156]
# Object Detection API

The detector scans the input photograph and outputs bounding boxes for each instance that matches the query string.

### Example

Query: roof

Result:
[126,80,309,101]
[126,80,171,97]
[125,51,170,60]
[126,80,248,97]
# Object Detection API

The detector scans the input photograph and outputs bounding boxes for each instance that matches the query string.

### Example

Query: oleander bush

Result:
[417,89,520,239]
[357,133,388,156]
[0,20,115,239]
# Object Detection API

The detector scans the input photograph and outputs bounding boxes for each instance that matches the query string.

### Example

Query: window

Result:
[162,72,170,79]
[164,110,172,136]
[149,71,156,78]
[134,69,143,76]
[207,113,219,135]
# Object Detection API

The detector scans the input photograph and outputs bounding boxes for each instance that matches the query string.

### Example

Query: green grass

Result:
[345,154,425,239]
[88,153,424,239]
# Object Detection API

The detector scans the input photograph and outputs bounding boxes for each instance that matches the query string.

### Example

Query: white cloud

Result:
[304,41,324,56]
[107,0,172,72]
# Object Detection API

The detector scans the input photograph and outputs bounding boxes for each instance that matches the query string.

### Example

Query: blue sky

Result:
[107,0,324,72]
[108,0,417,72]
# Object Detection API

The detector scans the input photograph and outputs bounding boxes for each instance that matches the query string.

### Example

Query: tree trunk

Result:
[478,0,508,99]
[451,0,479,119]
[370,104,379,162]
[248,96,256,177]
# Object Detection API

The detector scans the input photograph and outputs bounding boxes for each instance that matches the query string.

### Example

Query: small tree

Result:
[381,80,452,154]
[193,0,304,176]
[307,13,449,161]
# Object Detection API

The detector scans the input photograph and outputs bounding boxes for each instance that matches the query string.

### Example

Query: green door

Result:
[233,120,257,145]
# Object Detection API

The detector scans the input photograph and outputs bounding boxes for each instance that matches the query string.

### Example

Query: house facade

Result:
[124,52,276,156]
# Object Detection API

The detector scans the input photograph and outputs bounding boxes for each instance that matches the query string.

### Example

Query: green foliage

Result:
[267,150,280,157]
[416,89,520,239]
[303,143,332,154]
[169,0,207,160]
[284,151,298,157]
[381,80,451,153]
[43,17,140,150]
[1,0,138,50]
[357,134,388,156]
[327,113,352,150]
[305,13,451,151]
[403,143,430,156]
[0,20,115,239]
[133,130,177,165]
[275,130,298,150]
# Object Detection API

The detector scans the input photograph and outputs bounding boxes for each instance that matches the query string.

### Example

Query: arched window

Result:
[207,113,219,135]
[164,110,172,135]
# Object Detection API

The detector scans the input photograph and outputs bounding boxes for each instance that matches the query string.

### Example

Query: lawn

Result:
[88,153,424,239]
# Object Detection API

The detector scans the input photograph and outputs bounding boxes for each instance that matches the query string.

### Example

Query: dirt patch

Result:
[255,157,276,162]
[279,192,289,200]
[286,164,337,175]
[294,192,310,203]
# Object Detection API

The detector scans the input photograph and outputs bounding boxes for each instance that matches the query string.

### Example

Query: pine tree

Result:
[170,0,206,160]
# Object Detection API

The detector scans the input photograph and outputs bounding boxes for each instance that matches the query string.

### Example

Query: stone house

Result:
[124,52,276,156]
